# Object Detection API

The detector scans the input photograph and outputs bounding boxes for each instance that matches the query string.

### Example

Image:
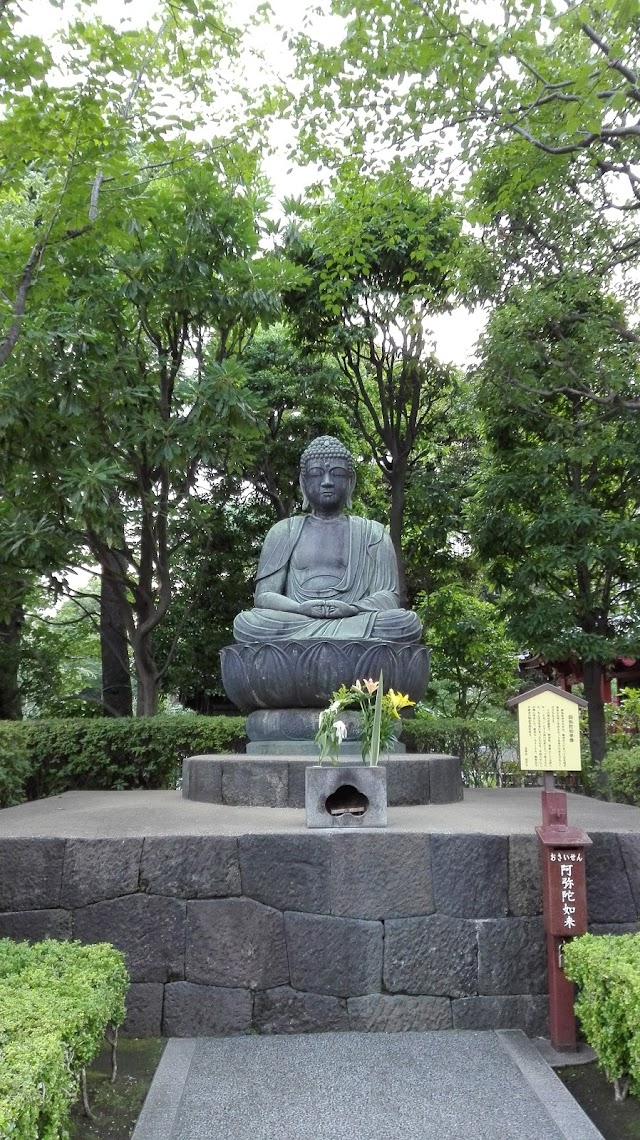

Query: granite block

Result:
[284,911,383,997]
[383,914,477,997]
[586,833,637,923]
[452,994,548,1036]
[253,986,349,1034]
[0,838,65,910]
[384,758,430,805]
[182,756,222,803]
[431,834,508,918]
[121,983,164,1037]
[61,838,142,908]
[329,833,433,919]
[222,761,288,807]
[163,982,253,1036]
[618,834,640,913]
[347,994,452,1031]
[140,836,241,898]
[0,908,71,942]
[477,916,547,996]
[428,755,464,803]
[186,898,289,990]
[286,761,307,809]
[239,834,331,913]
[589,922,640,935]
[73,894,185,983]
[508,835,543,917]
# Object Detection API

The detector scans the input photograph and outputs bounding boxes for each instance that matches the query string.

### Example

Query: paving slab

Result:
[1,786,640,837]
[132,1031,603,1140]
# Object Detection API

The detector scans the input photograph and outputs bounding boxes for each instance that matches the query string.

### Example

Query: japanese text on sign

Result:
[517,691,582,772]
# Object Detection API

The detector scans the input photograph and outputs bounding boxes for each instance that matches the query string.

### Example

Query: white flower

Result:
[334,719,348,743]
[328,700,341,713]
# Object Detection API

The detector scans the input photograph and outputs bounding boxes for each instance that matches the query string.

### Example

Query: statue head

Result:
[299,435,357,513]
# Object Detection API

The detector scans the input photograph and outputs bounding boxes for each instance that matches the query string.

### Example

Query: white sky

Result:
[18,0,487,367]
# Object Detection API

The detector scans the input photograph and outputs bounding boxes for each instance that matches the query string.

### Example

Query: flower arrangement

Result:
[315,671,415,765]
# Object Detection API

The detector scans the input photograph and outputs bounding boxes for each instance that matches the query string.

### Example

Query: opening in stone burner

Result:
[325,784,369,817]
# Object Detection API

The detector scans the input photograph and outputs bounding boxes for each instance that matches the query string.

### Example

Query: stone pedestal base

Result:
[220,639,429,712]
[245,741,405,755]
[245,707,404,757]
[182,753,463,807]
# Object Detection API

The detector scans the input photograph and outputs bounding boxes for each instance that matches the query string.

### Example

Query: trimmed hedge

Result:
[602,745,640,806]
[402,712,520,787]
[0,725,31,808]
[0,938,129,1138]
[0,714,248,806]
[564,932,640,1101]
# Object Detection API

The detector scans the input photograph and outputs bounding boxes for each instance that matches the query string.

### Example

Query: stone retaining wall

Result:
[0,831,638,1037]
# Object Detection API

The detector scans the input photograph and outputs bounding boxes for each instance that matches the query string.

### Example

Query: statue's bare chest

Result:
[291,517,350,578]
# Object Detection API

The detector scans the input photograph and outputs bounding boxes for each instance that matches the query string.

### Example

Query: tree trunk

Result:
[388,469,408,608]
[0,603,23,719]
[133,632,160,717]
[100,564,133,717]
[582,658,608,782]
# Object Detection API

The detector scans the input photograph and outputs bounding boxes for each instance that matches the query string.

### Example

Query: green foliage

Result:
[0,724,31,808]
[563,933,640,1101]
[417,584,519,717]
[473,275,640,765]
[402,710,519,787]
[0,938,129,1139]
[602,747,640,806]
[20,588,102,718]
[282,170,468,595]
[0,715,247,805]
[293,1,640,249]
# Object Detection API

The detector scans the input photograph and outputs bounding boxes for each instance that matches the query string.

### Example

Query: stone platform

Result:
[1,788,639,1040]
[181,753,462,807]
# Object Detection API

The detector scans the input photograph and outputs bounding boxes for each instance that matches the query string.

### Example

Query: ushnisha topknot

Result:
[299,435,355,475]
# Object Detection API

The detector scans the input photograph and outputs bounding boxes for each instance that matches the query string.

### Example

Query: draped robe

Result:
[233,514,422,644]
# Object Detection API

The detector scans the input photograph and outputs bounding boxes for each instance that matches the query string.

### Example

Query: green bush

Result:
[0,714,247,806]
[0,724,31,808]
[0,938,129,1138]
[563,932,640,1101]
[602,746,640,805]
[402,710,521,786]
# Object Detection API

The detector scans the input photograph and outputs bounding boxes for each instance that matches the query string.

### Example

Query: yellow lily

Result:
[387,689,415,711]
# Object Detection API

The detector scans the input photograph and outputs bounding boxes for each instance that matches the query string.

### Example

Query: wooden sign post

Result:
[507,684,591,1051]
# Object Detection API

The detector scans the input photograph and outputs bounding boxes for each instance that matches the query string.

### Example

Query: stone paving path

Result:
[132,1030,604,1140]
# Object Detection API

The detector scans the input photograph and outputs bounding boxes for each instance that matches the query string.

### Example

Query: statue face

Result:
[302,457,353,514]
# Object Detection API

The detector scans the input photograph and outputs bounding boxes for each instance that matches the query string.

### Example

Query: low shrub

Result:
[602,745,640,806]
[563,932,640,1101]
[0,714,247,805]
[401,711,521,787]
[0,938,129,1138]
[0,724,31,808]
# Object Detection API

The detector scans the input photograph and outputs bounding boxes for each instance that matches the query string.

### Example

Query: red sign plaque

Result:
[541,848,588,936]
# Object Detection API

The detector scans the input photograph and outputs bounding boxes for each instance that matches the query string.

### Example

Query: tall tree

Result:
[473,276,640,769]
[282,169,468,602]
[0,0,252,366]
[293,1,640,217]
[2,154,281,715]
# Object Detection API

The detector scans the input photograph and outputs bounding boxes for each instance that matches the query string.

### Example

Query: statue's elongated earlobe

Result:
[300,476,309,511]
[346,473,356,510]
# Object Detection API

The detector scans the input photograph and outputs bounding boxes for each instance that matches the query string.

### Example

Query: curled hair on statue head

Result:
[299,435,356,511]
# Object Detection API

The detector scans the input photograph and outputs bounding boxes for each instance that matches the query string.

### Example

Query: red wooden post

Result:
[536,774,591,1050]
